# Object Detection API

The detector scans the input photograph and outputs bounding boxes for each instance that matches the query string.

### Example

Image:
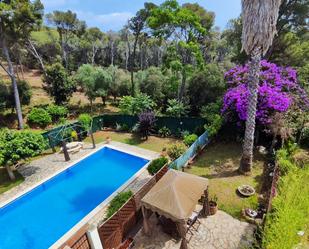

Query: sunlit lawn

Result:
[0,168,24,195]
[185,140,265,219]
[86,131,183,153]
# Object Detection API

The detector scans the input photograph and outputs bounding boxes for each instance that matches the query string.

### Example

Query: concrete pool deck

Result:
[0,141,159,207]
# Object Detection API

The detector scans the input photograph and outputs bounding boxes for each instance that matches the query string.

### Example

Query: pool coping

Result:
[0,143,155,249]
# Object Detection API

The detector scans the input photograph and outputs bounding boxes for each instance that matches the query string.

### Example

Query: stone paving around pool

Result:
[133,211,256,249]
[0,141,159,206]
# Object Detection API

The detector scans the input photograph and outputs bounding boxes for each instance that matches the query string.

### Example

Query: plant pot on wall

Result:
[209,201,218,215]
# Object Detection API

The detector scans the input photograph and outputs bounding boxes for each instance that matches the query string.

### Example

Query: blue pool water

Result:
[0,147,149,249]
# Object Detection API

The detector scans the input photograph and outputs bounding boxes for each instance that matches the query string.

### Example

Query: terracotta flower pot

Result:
[209,201,218,215]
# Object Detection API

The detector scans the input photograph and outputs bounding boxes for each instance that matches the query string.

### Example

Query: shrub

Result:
[194,125,205,136]
[78,114,92,131]
[167,143,187,161]
[147,157,169,175]
[28,107,52,128]
[201,101,222,123]
[183,134,198,147]
[180,130,190,139]
[46,105,68,122]
[106,191,133,218]
[166,99,189,117]
[0,129,47,167]
[116,123,129,132]
[137,111,156,140]
[204,114,223,137]
[300,126,309,147]
[158,126,171,138]
[291,150,309,168]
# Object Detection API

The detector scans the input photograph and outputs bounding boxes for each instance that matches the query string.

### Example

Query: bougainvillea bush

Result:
[222,60,309,125]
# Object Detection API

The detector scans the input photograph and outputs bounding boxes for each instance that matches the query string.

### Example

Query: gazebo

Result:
[141,169,209,249]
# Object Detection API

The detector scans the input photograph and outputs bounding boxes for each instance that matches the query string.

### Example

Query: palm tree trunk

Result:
[239,49,261,174]
[1,36,23,129]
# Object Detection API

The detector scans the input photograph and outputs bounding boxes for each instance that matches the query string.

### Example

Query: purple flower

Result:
[222,60,309,124]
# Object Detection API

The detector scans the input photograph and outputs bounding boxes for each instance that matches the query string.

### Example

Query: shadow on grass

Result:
[123,134,146,146]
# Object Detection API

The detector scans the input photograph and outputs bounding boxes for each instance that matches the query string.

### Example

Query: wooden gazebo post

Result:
[202,186,210,217]
[176,221,188,249]
[62,140,70,161]
[142,206,150,236]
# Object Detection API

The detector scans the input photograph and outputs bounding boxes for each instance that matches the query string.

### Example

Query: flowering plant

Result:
[222,60,308,124]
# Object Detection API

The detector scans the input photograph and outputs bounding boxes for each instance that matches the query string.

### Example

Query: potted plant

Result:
[105,136,111,144]
[209,195,218,215]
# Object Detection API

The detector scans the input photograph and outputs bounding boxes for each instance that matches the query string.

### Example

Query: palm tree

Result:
[239,0,282,174]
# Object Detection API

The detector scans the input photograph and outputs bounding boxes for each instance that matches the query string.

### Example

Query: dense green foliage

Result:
[263,148,309,249]
[78,114,92,131]
[119,94,155,115]
[158,126,171,138]
[0,80,32,110]
[188,65,225,114]
[106,191,133,218]
[183,134,198,147]
[166,99,189,118]
[46,105,68,122]
[167,143,187,161]
[0,129,47,166]
[43,63,76,104]
[204,114,223,138]
[138,67,165,105]
[75,64,113,107]
[27,107,52,128]
[147,157,168,175]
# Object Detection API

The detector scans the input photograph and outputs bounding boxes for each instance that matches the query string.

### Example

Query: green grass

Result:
[185,140,265,219]
[263,160,309,249]
[86,131,183,153]
[0,168,24,195]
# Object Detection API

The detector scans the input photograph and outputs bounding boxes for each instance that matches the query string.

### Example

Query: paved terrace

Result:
[133,211,256,249]
[0,141,159,207]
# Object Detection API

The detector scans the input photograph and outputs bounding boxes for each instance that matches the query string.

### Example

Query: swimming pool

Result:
[0,146,149,249]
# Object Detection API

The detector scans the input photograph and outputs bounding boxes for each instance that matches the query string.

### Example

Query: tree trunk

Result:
[101,96,106,106]
[1,36,24,129]
[178,68,187,102]
[6,165,16,181]
[239,49,261,174]
[27,38,47,78]
[130,37,139,97]
[89,98,93,114]
[59,31,68,69]
[110,41,114,66]
[91,45,96,65]
[18,56,25,80]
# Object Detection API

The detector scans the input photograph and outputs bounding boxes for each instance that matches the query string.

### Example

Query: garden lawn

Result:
[0,168,24,195]
[86,131,183,153]
[185,140,265,219]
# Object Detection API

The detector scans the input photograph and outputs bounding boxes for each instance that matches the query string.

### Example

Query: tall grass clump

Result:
[263,149,309,249]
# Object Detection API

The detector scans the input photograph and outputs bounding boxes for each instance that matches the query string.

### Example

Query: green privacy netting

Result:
[43,114,207,149]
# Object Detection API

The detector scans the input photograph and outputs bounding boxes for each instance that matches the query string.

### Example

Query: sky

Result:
[41,0,241,31]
